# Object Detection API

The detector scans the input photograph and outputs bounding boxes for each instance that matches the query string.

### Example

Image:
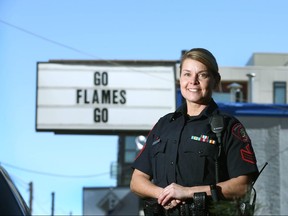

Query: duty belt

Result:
[143,192,209,216]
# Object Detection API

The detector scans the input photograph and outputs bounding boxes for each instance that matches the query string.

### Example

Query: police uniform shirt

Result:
[132,99,259,188]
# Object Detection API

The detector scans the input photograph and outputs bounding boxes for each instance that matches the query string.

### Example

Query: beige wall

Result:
[220,66,288,103]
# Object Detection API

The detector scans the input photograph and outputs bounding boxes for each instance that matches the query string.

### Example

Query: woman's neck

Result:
[186,101,208,116]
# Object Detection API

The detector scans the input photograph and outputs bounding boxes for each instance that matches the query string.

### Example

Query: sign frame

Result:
[35,60,177,135]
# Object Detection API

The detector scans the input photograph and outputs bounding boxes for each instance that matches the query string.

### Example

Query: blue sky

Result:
[1,0,288,215]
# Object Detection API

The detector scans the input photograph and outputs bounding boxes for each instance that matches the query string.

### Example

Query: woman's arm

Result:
[217,174,252,199]
[131,169,254,211]
[157,174,253,206]
[130,169,163,199]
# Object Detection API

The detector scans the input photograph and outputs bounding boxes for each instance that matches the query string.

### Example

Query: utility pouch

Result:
[191,192,209,216]
[143,198,165,216]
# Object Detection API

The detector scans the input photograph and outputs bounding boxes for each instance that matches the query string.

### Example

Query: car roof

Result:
[0,165,31,216]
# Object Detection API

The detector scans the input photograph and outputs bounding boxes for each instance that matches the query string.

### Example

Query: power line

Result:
[0,19,175,83]
[1,161,110,178]
[0,19,100,59]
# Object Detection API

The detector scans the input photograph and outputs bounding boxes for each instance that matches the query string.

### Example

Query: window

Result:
[273,82,286,104]
[124,136,137,163]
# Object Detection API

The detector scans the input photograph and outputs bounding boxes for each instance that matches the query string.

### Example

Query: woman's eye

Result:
[198,72,209,79]
[184,72,190,77]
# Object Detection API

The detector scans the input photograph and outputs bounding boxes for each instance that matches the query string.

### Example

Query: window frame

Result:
[273,81,287,104]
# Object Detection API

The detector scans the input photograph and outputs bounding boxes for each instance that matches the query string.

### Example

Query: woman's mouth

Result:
[188,88,199,92]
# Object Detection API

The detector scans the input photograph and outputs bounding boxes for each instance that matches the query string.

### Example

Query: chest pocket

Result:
[151,138,167,185]
[182,137,219,184]
[183,137,218,157]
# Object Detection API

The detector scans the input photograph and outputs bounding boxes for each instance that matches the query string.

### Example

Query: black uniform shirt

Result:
[132,99,259,188]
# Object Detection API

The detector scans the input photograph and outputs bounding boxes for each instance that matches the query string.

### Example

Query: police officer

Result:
[130,48,259,215]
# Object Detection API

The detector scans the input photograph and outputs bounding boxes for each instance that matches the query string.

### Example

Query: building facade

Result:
[175,53,288,104]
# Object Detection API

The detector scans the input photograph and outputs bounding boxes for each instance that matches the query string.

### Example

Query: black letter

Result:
[84,90,89,104]
[101,90,111,104]
[112,90,118,104]
[94,108,101,122]
[102,72,108,86]
[76,89,82,104]
[102,108,108,123]
[119,90,126,104]
[94,71,101,85]
[92,90,99,104]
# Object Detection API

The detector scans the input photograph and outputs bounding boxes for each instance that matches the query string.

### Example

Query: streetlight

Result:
[135,135,146,150]
[246,73,256,103]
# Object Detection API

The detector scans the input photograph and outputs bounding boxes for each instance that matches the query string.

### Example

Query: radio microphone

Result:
[210,115,224,144]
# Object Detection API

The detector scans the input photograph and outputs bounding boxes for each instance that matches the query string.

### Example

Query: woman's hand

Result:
[162,199,182,210]
[157,183,189,207]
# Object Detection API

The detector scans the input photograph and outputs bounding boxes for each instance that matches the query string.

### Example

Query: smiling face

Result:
[180,58,216,105]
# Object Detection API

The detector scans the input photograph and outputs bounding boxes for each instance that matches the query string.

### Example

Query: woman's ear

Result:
[213,79,221,91]
[213,73,221,90]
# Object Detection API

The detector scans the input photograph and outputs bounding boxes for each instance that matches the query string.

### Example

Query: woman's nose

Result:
[189,74,199,84]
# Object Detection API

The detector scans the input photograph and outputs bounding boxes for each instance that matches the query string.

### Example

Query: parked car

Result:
[0,165,31,215]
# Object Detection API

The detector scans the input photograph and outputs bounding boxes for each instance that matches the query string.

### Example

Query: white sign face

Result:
[36,62,176,133]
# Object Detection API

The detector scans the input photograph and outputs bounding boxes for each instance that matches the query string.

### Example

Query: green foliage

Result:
[209,199,256,216]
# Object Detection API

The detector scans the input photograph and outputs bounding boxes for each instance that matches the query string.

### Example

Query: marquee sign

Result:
[36,61,176,133]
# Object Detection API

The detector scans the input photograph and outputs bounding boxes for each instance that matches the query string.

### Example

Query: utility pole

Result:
[51,192,55,216]
[29,182,33,215]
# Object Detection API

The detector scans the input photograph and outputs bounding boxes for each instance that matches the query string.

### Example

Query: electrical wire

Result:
[0,19,99,59]
[1,161,110,178]
[0,18,132,71]
[2,142,288,180]
[0,18,175,83]
[8,172,29,190]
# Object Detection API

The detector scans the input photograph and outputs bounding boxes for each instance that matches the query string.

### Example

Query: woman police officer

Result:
[130,48,259,215]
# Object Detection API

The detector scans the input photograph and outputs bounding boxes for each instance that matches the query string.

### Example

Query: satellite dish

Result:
[135,135,146,150]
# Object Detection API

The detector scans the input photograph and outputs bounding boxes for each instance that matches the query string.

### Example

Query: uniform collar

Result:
[170,98,219,121]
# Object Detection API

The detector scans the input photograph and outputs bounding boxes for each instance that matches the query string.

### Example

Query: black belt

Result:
[144,192,210,216]
[165,193,209,216]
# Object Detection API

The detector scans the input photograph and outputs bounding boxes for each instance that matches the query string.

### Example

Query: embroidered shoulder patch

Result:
[240,144,257,164]
[232,123,250,143]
